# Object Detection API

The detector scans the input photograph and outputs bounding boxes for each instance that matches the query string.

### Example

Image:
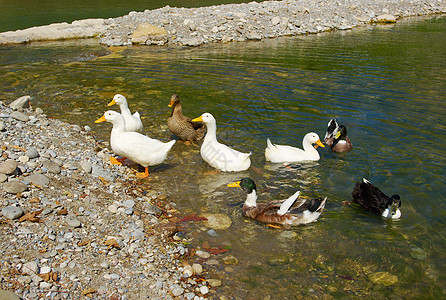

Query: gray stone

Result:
[0,121,5,131]
[26,147,40,159]
[10,111,29,122]
[1,206,24,219]
[9,95,31,110]
[0,159,18,175]
[35,107,44,114]
[24,173,50,187]
[42,160,61,174]
[3,181,27,194]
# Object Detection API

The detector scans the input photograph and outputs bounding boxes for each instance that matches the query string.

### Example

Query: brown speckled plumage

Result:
[167,94,206,141]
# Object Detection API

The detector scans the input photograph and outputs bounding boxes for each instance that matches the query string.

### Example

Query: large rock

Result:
[131,23,167,45]
[9,96,31,110]
[0,19,107,44]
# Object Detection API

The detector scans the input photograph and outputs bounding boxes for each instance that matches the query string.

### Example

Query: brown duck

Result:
[168,94,206,141]
[228,178,327,227]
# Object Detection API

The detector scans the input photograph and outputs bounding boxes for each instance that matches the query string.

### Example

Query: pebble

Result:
[42,160,61,174]
[2,206,23,220]
[24,173,50,187]
[26,147,40,159]
[66,216,82,228]
[9,95,31,110]
[79,160,92,173]
[195,250,211,259]
[0,159,18,175]
[3,181,28,194]
[22,261,39,274]
[192,263,203,275]
[10,111,30,122]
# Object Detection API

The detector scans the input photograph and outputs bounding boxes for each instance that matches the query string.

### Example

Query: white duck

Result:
[192,113,251,172]
[265,132,325,163]
[108,94,143,132]
[95,111,175,178]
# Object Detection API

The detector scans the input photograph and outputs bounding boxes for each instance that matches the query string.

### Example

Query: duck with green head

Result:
[324,119,352,152]
[228,178,327,227]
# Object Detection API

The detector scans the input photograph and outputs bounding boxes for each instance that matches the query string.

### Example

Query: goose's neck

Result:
[203,122,218,144]
[111,119,126,135]
[303,140,318,155]
[245,190,257,207]
[119,103,132,117]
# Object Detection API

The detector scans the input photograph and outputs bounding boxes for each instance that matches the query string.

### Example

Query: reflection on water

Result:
[1,15,445,298]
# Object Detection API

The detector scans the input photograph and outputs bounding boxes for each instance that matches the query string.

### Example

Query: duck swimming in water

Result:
[352,178,402,219]
[228,178,326,227]
[167,94,206,141]
[324,119,352,152]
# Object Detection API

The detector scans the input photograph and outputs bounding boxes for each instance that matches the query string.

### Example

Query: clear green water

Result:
[1,16,445,298]
[0,0,259,32]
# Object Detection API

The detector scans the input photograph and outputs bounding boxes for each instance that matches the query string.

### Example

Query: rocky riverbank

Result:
[0,96,217,299]
[0,0,445,46]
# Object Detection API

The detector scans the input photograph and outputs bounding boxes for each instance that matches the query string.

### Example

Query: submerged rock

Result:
[368,271,399,286]
[201,213,232,230]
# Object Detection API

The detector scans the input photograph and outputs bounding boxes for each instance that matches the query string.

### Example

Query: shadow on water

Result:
[0,15,445,298]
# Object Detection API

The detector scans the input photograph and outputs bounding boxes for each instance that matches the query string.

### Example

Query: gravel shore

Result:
[0,0,444,46]
[0,97,209,299]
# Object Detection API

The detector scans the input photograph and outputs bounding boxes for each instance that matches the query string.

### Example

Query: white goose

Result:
[192,113,251,172]
[108,94,143,132]
[95,111,175,178]
[265,132,325,163]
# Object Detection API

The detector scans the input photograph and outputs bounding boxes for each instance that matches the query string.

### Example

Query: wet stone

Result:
[368,272,399,286]
[1,206,24,219]
[267,255,289,266]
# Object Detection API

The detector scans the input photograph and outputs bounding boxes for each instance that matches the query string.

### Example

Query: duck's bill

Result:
[192,116,203,122]
[107,99,116,106]
[168,99,175,107]
[95,115,106,123]
[227,181,241,188]
[314,139,325,148]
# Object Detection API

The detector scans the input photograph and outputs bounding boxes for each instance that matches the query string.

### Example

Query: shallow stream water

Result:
[1,15,445,298]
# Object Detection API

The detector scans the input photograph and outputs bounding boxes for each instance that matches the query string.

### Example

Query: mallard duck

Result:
[324,119,352,152]
[352,178,402,219]
[108,94,143,132]
[228,178,326,226]
[167,94,206,141]
[192,113,251,172]
[265,133,325,163]
[95,111,175,178]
